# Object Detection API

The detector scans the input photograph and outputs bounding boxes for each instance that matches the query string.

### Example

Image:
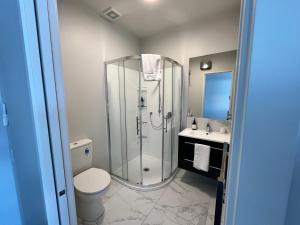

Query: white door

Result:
[0,0,70,224]
[0,91,22,225]
[34,1,77,224]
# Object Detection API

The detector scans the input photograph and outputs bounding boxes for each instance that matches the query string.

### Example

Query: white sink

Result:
[178,128,231,144]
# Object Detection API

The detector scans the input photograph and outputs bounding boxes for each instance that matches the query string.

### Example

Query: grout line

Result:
[141,184,169,225]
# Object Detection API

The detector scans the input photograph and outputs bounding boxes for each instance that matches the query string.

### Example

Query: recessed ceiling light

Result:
[144,0,158,3]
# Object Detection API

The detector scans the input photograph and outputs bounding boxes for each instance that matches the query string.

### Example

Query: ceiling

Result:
[80,0,240,38]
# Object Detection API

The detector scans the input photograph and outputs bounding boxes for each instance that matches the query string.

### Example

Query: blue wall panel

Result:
[203,72,232,120]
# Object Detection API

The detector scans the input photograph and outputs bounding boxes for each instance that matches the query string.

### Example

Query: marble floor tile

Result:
[101,193,146,225]
[206,197,225,225]
[208,197,216,216]
[117,187,163,216]
[152,180,210,225]
[205,214,214,225]
[103,180,124,203]
[143,205,206,225]
[170,179,213,205]
[173,177,217,199]
[97,169,217,225]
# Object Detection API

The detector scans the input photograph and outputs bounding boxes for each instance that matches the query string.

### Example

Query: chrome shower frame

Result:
[104,55,183,191]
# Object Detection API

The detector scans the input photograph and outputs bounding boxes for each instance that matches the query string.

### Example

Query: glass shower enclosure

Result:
[105,55,182,190]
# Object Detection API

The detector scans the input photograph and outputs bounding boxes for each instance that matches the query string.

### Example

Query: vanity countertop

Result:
[178,128,231,144]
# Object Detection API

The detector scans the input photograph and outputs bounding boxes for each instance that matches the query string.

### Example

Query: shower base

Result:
[112,154,177,191]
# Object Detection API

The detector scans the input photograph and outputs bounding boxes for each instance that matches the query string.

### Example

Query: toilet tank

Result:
[70,138,93,175]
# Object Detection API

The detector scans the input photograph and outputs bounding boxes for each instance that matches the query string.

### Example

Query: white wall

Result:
[140,10,240,124]
[58,0,140,170]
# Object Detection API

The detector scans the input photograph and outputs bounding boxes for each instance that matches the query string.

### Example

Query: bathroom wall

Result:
[58,0,140,170]
[140,10,240,126]
[59,1,239,171]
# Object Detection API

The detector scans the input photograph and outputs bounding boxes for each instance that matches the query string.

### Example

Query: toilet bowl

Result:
[74,168,111,221]
[70,139,111,222]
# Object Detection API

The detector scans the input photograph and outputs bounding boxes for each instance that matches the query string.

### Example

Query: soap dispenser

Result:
[192,118,197,130]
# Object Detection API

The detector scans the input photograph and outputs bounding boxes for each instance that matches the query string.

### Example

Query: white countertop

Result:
[178,128,231,144]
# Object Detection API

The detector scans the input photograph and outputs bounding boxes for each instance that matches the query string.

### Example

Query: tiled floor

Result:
[78,169,218,225]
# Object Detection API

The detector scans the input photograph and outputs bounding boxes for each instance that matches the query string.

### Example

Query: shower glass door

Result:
[140,61,163,185]
[162,60,173,180]
[106,62,128,179]
[124,59,143,185]
[172,64,182,173]
[106,55,182,189]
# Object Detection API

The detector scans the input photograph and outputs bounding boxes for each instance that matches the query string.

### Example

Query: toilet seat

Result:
[74,168,111,195]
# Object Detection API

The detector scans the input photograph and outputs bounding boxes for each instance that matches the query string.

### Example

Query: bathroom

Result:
[1,0,300,225]
[57,0,240,224]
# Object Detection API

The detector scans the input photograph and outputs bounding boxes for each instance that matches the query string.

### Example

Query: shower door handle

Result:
[136,116,139,136]
[165,117,168,133]
[164,112,172,133]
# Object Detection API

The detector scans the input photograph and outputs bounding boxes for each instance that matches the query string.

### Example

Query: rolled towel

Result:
[141,54,162,81]
[193,143,211,172]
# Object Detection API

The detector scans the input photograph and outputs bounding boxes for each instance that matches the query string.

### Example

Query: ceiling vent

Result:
[102,7,122,22]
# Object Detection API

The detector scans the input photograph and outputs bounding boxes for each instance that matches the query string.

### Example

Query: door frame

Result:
[16,0,63,224]
[33,0,78,224]
[224,0,256,225]
[33,0,256,225]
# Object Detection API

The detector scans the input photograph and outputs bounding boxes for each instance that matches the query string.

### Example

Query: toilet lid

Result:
[74,168,111,194]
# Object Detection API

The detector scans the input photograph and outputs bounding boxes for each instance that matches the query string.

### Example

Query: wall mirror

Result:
[188,50,237,120]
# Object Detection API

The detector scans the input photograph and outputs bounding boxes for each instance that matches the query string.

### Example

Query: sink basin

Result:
[178,128,231,144]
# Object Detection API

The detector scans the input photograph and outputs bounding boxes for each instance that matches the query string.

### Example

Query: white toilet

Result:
[70,139,111,222]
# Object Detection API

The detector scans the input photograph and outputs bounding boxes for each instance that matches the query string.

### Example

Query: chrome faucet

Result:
[206,121,211,133]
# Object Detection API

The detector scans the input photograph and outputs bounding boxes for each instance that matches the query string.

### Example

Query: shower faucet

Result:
[165,112,172,119]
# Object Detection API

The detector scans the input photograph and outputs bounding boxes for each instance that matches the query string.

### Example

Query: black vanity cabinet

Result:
[178,129,230,181]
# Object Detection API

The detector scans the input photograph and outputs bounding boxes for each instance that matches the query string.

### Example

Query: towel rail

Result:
[183,141,229,184]
[184,141,224,151]
[183,159,221,170]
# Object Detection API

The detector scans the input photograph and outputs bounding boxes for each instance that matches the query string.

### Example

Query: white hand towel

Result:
[193,144,211,172]
[141,54,162,81]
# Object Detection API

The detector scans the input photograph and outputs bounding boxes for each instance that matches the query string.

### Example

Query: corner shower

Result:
[105,55,182,190]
